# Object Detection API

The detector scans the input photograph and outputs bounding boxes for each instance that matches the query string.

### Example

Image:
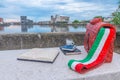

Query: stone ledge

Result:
[0,32,119,54]
[0,32,85,50]
[0,46,120,80]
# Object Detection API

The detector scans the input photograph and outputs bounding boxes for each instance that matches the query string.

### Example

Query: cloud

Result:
[52,1,117,20]
[4,18,20,22]
[0,0,118,21]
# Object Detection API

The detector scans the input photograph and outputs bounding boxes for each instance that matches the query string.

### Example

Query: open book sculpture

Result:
[68,18,116,73]
[17,48,59,63]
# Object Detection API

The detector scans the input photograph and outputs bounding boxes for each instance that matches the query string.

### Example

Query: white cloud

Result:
[3,0,74,8]
[0,0,118,21]
[4,18,20,22]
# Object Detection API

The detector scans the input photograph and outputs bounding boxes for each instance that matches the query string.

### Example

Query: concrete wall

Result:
[0,32,120,53]
[115,32,120,53]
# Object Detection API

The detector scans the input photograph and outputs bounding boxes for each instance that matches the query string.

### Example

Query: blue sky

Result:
[0,0,118,22]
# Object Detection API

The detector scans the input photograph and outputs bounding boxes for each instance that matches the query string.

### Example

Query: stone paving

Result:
[0,46,120,80]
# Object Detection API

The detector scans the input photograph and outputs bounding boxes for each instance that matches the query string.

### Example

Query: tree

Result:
[112,0,120,25]
[72,20,79,24]
[94,16,103,18]
[94,16,104,21]
[112,12,120,25]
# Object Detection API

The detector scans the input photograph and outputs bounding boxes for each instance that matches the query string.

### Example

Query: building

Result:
[20,16,27,24]
[38,21,50,25]
[26,19,33,25]
[20,16,33,25]
[104,17,113,22]
[51,15,69,24]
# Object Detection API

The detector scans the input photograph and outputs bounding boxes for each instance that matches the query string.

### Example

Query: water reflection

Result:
[0,26,4,31]
[21,24,85,33]
[21,24,33,32]
[0,24,120,33]
[51,25,69,32]
[0,24,85,33]
[0,24,87,33]
[69,25,86,32]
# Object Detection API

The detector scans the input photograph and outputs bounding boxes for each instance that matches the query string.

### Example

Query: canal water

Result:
[0,25,119,33]
[0,25,86,33]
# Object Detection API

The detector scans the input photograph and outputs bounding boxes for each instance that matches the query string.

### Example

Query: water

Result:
[0,25,120,34]
[0,25,86,33]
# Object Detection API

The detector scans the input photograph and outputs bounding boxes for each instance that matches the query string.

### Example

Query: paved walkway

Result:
[0,46,120,80]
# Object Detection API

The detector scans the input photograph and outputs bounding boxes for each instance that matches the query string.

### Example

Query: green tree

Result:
[112,0,120,25]
[72,20,79,24]
[94,16,103,18]
[112,12,120,25]
[94,16,104,21]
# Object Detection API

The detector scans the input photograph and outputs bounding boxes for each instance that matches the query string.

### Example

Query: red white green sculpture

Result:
[68,18,116,73]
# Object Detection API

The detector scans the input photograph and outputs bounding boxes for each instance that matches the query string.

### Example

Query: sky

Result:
[0,0,118,22]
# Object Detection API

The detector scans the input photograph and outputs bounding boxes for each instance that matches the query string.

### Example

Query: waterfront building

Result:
[26,19,33,25]
[38,21,51,25]
[20,16,33,25]
[20,16,27,24]
[104,17,113,22]
[51,15,69,24]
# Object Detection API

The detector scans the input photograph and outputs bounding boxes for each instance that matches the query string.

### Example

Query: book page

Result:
[18,48,59,62]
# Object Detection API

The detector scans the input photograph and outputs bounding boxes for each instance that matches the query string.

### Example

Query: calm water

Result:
[0,25,86,33]
[0,25,119,33]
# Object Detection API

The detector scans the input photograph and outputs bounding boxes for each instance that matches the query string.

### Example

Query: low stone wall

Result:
[115,32,120,54]
[0,32,84,50]
[0,32,120,53]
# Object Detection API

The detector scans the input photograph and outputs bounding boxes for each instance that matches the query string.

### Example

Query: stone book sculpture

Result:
[17,48,59,63]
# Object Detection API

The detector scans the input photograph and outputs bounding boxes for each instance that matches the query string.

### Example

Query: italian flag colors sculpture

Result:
[68,18,116,73]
